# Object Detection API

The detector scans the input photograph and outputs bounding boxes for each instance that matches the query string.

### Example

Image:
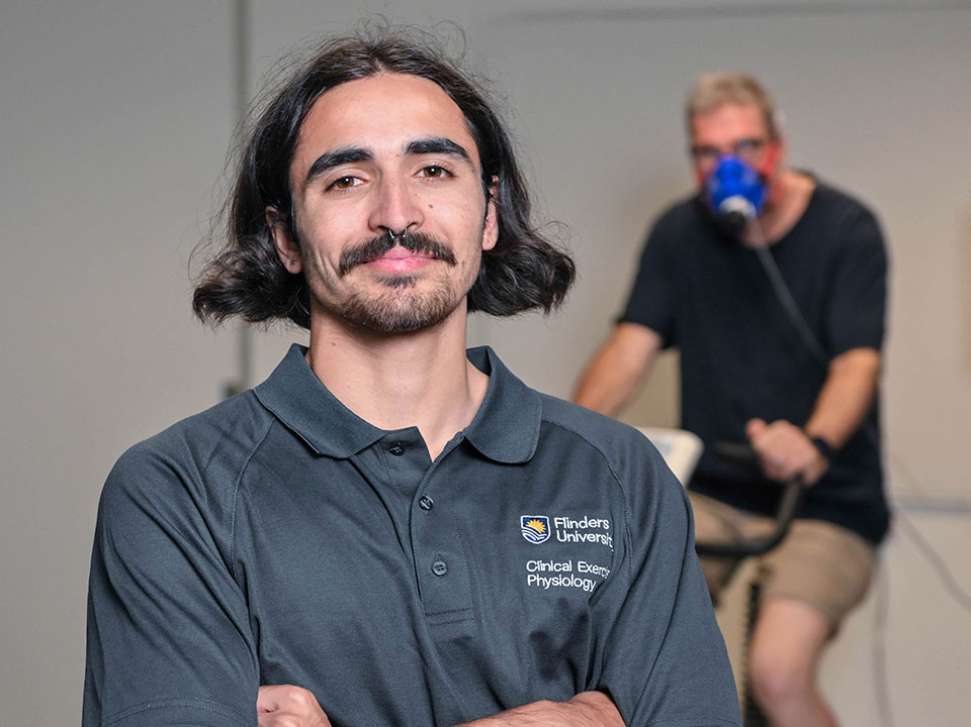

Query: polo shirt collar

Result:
[254,344,542,464]
[254,344,384,458]
[462,346,542,464]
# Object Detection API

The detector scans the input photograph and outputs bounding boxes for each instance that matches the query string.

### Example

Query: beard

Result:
[338,273,462,333]
[310,230,476,334]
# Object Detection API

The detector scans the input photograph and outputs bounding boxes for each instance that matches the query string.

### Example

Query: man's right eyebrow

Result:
[304,147,373,186]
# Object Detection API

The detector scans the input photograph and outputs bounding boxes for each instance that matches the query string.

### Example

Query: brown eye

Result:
[420,165,450,179]
[329,176,361,191]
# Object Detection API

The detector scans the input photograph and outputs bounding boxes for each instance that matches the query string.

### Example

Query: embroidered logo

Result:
[520,515,551,544]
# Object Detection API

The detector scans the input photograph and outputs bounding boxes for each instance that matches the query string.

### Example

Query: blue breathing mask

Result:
[706,156,766,227]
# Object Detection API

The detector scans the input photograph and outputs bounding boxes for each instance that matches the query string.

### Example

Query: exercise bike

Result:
[641,428,806,727]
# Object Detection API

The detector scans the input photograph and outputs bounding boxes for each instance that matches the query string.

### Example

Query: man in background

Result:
[574,72,890,727]
[84,32,740,727]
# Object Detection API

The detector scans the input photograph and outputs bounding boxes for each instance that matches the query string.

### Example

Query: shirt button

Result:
[388,443,405,456]
[431,560,448,577]
[418,495,435,512]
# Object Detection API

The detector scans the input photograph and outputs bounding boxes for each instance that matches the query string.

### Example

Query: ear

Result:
[266,207,302,274]
[482,176,499,252]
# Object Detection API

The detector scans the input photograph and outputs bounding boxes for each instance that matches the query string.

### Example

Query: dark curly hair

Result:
[193,28,575,329]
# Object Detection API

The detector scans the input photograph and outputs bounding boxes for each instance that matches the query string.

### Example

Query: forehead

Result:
[292,72,480,176]
[690,102,769,142]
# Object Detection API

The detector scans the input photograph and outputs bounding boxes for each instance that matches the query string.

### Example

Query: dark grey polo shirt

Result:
[84,345,740,727]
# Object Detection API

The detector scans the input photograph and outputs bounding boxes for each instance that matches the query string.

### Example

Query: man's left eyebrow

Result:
[405,137,471,161]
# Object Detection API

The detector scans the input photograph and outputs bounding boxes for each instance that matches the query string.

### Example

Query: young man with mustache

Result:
[83,33,740,727]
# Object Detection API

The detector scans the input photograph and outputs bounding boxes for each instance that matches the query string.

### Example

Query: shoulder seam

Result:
[229,415,276,584]
[542,419,635,581]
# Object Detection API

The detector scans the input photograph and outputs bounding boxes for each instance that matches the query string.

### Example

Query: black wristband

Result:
[809,435,834,461]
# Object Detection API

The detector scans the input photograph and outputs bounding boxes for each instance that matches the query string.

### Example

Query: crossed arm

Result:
[257,685,624,727]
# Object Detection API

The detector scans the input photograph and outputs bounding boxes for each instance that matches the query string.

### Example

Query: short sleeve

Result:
[824,206,889,356]
[83,447,259,727]
[590,441,741,726]
[618,219,679,347]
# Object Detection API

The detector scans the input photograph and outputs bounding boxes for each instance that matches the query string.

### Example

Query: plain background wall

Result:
[1,2,237,725]
[1,2,969,725]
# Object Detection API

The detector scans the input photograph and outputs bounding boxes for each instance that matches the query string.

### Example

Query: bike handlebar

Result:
[694,442,806,559]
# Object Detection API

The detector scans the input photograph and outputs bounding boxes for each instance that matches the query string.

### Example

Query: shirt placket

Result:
[398,436,476,628]
[377,431,478,725]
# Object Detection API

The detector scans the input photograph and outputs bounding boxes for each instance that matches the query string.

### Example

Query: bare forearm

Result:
[573,351,640,417]
[805,347,881,448]
[573,324,661,417]
[456,691,624,727]
[747,348,881,484]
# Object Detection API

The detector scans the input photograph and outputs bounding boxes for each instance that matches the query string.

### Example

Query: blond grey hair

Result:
[685,72,781,140]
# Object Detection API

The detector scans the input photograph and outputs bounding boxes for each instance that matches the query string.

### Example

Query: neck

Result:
[305,303,488,460]
[742,168,815,247]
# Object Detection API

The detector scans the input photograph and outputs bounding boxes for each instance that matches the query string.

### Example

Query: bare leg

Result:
[748,597,838,727]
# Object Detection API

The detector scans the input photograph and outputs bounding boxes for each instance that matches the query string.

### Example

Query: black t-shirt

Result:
[620,181,891,544]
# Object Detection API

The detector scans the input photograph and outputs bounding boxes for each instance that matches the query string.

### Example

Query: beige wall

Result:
[1,2,968,725]
[1,3,236,726]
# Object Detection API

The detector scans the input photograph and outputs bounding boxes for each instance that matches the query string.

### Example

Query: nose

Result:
[368,174,424,238]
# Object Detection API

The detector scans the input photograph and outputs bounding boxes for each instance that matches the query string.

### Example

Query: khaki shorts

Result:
[688,491,876,627]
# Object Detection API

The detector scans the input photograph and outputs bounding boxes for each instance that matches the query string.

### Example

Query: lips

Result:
[366,249,436,273]
[376,249,432,261]
[338,230,457,277]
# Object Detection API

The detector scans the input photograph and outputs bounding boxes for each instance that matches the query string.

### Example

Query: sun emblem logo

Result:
[521,515,551,544]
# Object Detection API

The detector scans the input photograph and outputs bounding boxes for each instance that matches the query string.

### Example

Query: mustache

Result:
[338,230,458,277]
